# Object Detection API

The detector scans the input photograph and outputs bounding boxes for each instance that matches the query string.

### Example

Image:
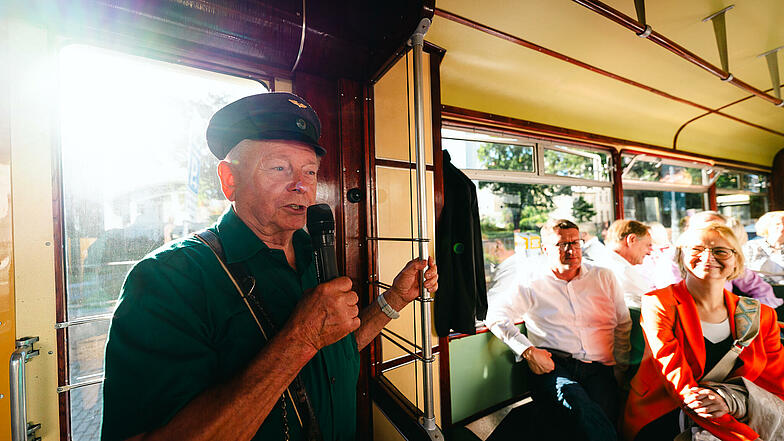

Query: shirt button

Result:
[330,376,336,385]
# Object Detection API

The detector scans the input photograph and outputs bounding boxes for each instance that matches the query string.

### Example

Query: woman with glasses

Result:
[623,222,784,441]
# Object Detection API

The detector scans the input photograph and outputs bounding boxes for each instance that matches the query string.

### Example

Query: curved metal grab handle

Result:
[9,336,39,441]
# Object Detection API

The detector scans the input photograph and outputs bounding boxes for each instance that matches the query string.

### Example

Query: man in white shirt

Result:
[484,219,631,441]
[593,219,652,368]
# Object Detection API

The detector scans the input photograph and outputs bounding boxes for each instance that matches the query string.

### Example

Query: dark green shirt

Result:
[101,208,360,441]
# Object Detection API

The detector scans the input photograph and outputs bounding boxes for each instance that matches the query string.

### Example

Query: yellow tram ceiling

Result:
[572,0,784,108]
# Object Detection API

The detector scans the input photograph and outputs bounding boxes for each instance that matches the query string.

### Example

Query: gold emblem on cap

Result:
[288,99,307,109]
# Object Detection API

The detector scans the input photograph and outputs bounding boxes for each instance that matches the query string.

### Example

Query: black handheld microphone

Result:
[307,204,339,283]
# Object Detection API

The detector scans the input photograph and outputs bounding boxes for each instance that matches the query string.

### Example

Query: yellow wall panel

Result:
[372,403,407,441]
[0,19,15,440]
[374,53,433,165]
[382,353,442,426]
[7,20,59,441]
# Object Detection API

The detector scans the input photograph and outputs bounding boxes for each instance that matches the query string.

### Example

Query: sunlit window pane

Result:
[544,146,609,181]
[59,44,265,441]
[716,172,740,190]
[60,45,265,318]
[442,129,534,172]
[622,155,706,185]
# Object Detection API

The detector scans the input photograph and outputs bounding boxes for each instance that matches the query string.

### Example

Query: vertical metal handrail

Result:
[408,17,443,440]
[10,336,40,441]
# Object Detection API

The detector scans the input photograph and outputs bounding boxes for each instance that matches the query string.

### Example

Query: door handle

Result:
[9,336,41,441]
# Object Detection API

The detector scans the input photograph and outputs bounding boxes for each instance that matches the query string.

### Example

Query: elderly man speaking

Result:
[101,93,438,441]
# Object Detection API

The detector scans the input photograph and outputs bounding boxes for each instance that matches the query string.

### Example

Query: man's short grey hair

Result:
[605,219,650,245]
[540,219,579,244]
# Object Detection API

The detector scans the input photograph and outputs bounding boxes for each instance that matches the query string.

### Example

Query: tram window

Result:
[621,154,711,239]
[716,170,769,237]
[621,155,707,185]
[543,146,610,181]
[442,127,613,289]
[623,190,704,235]
[59,44,266,441]
[442,128,534,172]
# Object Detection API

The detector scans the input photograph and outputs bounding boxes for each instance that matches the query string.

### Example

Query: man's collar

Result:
[215,207,314,266]
[215,207,269,263]
[547,263,586,282]
[610,250,632,268]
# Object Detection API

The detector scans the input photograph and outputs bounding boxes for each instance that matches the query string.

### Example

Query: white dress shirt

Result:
[484,263,631,366]
[590,250,652,309]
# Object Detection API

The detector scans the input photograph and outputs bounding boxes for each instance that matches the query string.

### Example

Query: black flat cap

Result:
[206,92,325,159]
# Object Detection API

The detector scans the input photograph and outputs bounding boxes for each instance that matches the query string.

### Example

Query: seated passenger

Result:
[744,211,784,287]
[485,219,631,441]
[580,223,614,264]
[624,222,784,441]
[637,222,679,291]
[590,220,653,368]
[689,211,783,316]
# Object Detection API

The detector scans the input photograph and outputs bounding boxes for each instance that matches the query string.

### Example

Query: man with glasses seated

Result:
[484,219,631,441]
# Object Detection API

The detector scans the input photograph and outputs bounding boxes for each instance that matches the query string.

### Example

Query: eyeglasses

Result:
[554,239,584,250]
[685,246,736,260]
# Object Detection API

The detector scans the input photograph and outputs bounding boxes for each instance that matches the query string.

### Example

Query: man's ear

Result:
[625,234,638,247]
[217,160,237,201]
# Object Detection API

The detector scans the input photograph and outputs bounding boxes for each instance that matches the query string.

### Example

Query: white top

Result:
[590,250,653,310]
[701,319,731,344]
[484,263,632,365]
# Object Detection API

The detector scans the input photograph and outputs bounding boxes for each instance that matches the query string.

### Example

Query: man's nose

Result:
[290,180,307,193]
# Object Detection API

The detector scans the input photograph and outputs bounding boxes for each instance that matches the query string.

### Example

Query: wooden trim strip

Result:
[434,8,784,139]
[375,158,436,171]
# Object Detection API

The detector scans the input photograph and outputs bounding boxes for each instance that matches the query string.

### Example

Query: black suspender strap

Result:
[194,229,323,441]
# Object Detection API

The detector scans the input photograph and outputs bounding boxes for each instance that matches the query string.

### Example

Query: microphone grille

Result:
[307,204,334,235]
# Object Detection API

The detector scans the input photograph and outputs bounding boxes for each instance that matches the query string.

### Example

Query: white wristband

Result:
[377,292,400,319]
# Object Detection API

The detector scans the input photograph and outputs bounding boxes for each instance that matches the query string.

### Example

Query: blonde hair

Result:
[755,211,784,239]
[675,222,745,280]
[605,219,650,245]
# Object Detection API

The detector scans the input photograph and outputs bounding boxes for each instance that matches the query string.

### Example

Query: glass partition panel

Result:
[717,194,769,239]
[623,190,705,239]
[741,173,767,193]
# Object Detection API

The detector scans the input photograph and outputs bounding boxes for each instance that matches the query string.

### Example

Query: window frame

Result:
[53,39,272,441]
[443,126,614,189]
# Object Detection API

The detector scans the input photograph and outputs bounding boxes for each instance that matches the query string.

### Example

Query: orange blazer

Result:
[623,281,784,441]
